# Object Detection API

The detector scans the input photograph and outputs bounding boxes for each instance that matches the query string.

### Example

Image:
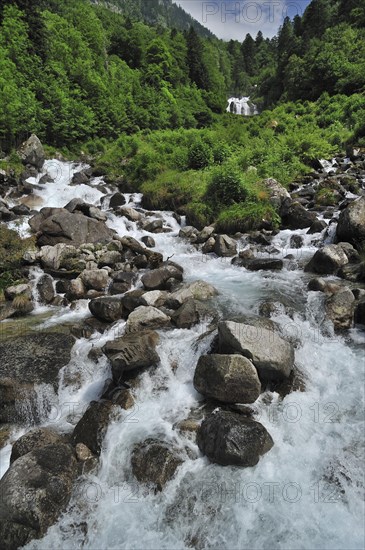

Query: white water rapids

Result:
[2,161,365,549]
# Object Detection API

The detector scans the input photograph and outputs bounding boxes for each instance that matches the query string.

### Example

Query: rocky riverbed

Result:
[0,136,364,549]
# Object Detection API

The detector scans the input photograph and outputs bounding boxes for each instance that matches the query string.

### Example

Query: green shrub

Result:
[188,140,213,170]
[205,165,248,210]
[185,202,213,229]
[216,201,280,234]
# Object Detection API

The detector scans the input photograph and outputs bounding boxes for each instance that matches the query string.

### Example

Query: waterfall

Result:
[227,97,258,116]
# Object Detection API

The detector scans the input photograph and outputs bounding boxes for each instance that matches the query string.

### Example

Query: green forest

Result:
[0,0,365,229]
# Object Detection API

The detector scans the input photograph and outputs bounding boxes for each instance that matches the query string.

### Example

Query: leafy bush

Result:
[216,201,280,234]
[205,165,248,210]
[188,140,213,170]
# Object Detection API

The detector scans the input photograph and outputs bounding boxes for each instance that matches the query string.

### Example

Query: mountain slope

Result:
[90,0,215,38]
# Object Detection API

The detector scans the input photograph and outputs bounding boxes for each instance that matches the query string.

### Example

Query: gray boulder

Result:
[17,134,45,170]
[72,400,118,456]
[172,299,215,329]
[131,438,183,490]
[336,197,365,249]
[125,306,170,333]
[0,333,75,423]
[218,320,294,382]
[32,209,115,247]
[103,330,160,381]
[80,268,110,291]
[36,274,55,304]
[193,354,261,404]
[10,428,65,464]
[305,244,349,275]
[325,288,355,330]
[171,281,218,305]
[214,235,237,257]
[197,410,274,466]
[89,296,123,322]
[0,443,77,549]
[141,265,183,291]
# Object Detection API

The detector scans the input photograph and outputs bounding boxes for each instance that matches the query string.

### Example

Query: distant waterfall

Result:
[227,97,258,116]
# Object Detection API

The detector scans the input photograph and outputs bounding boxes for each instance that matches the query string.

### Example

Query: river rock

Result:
[172,299,215,329]
[196,226,215,244]
[281,202,317,229]
[17,134,45,170]
[193,354,261,404]
[72,400,118,456]
[0,333,75,423]
[218,320,294,382]
[214,235,237,257]
[32,208,115,247]
[131,438,183,490]
[66,278,86,300]
[39,243,78,270]
[325,288,355,330]
[171,281,218,305]
[121,289,146,315]
[245,258,283,271]
[141,235,155,248]
[141,290,169,308]
[336,196,365,249]
[80,268,110,291]
[103,330,160,381]
[263,178,291,209]
[120,207,143,222]
[305,244,349,275]
[4,283,32,301]
[125,306,170,333]
[307,219,327,234]
[141,265,183,290]
[71,170,89,185]
[36,274,55,304]
[89,296,123,322]
[10,428,65,464]
[0,443,77,550]
[109,192,126,209]
[202,236,215,254]
[143,219,164,233]
[197,410,274,467]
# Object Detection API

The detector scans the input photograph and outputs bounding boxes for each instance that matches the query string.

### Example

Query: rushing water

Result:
[227,97,258,116]
[2,161,365,549]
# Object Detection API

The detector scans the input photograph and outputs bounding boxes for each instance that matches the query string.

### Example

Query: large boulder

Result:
[193,354,261,404]
[218,320,294,382]
[305,244,349,275]
[172,299,215,329]
[39,243,78,270]
[103,330,160,382]
[72,400,118,456]
[280,202,317,229]
[262,178,291,210]
[31,208,115,247]
[17,134,45,170]
[171,281,218,306]
[10,428,65,464]
[0,333,75,423]
[36,274,55,304]
[131,438,183,490]
[325,288,355,330]
[80,268,110,291]
[141,265,183,291]
[214,235,237,257]
[89,296,123,322]
[0,443,77,549]
[336,197,365,250]
[125,306,170,333]
[197,410,274,466]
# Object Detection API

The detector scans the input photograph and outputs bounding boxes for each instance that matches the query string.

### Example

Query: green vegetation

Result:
[91,93,364,229]
[0,0,364,233]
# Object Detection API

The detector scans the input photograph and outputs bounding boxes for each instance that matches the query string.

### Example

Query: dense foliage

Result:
[0,0,364,233]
